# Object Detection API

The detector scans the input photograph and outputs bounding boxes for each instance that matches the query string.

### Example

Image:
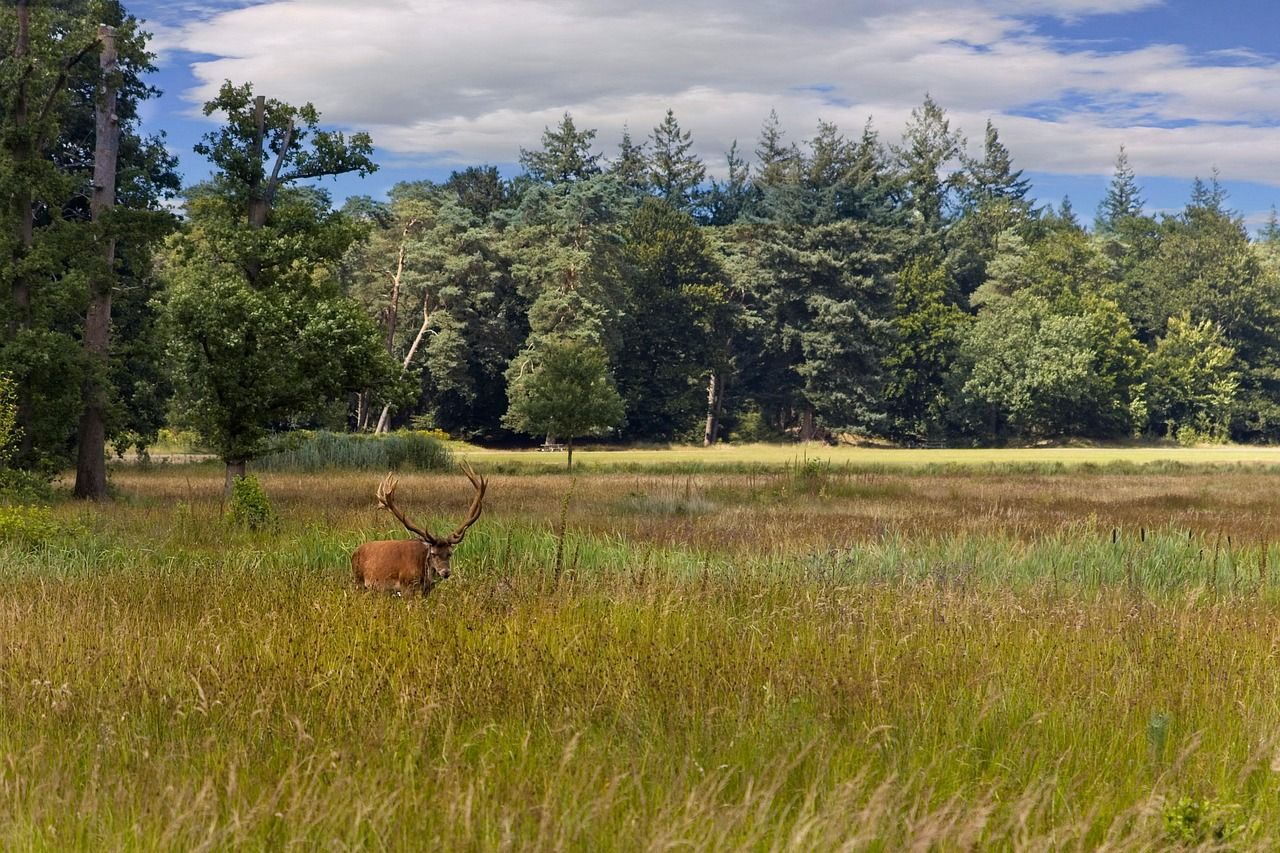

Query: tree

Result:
[1095,146,1144,233]
[519,112,601,184]
[701,140,750,226]
[1146,314,1238,441]
[2,1,178,474]
[609,125,649,193]
[648,109,705,212]
[166,83,385,490]
[72,25,120,499]
[754,109,795,190]
[949,120,1033,297]
[614,197,723,440]
[882,256,967,439]
[503,173,632,436]
[503,339,624,470]
[956,288,1146,439]
[893,95,964,237]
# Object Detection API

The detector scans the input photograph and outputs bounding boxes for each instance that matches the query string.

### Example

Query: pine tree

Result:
[1188,169,1228,214]
[754,109,795,189]
[893,95,964,234]
[949,119,1032,297]
[1095,146,1144,232]
[1260,206,1280,245]
[609,124,649,193]
[964,120,1031,211]
[648,109,705,211]
[702,141,750,225]
[519,112,601,184]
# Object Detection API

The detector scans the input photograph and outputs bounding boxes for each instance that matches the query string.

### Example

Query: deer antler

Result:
[376,473,439,544]
[445,460,486,544]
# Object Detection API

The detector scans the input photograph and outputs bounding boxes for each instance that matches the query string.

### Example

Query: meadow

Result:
[5,450,1280,849]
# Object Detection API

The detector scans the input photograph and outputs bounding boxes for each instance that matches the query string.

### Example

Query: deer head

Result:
[375,461,486,580]
[352,462,486,594]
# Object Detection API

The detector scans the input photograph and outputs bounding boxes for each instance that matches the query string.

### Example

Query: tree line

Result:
[5,1,1280,494]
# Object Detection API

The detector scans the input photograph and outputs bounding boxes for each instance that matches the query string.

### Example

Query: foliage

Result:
[163,205,393,463]
[883,256,967,438]
[614,198,722,440]
[0,0,178,468]
[957,289,1146,438]
[504,338,625,458]
[226,474,273,530]
[0,373,20,465]
[1146,314,1239,441]
[0,504,58,546]
[1162,797,1252,846]
[647,109,705,212]
[164,83,393,467]
[255,430,451,472]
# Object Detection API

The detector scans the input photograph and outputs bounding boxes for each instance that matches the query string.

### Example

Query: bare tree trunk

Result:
[375,297,431,434]
[355,390,371,431]
[703,368,726,446]
[74,26,119,501]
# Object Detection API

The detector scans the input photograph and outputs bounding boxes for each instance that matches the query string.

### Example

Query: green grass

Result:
[6,465,1280,849]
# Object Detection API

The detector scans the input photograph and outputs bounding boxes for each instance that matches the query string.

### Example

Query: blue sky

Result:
[130,0,1280,226]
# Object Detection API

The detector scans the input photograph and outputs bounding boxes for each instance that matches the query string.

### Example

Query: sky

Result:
[129,0,1280,227]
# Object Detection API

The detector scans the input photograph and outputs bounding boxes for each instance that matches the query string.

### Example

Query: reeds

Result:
[254,430,452,472]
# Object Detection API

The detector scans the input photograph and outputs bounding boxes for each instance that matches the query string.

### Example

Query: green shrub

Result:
[728,405,788,443]
[0,505,59,546]
[1162,797,1252,846]
[254,430,452,472]
[0,469,53,504]
[227,475,274,530]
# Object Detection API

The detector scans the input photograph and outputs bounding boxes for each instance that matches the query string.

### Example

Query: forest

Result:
[6,1,1280,496]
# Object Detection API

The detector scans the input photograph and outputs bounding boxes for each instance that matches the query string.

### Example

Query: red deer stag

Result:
[352,462,486,595]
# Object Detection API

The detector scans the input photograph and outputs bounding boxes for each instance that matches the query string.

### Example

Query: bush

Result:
[0,469,53,504]
[254,431,452,472]
[0,505,59,547]
[227,475,274,530]
[1162,797,1252,846]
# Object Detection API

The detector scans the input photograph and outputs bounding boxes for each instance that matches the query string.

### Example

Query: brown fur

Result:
[351,539,453,595]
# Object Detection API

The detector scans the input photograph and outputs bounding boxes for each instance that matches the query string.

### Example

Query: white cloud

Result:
[161,0,1280,185]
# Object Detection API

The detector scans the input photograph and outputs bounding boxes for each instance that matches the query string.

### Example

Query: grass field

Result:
[458,440,1280,473]
[6,456,1280,848]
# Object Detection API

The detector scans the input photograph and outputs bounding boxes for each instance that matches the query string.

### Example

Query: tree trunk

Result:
[800,407,817,442]
[74,26,119,501]
[375,296,431,434]
[224,459,247,497]
[566,436,574,472]
[703,368,725,446]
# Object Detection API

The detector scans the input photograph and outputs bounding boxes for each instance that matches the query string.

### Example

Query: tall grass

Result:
[254,430,452,472]
[8,465,1280,848]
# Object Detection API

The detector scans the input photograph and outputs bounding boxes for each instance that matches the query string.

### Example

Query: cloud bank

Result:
[155,0,1280,185]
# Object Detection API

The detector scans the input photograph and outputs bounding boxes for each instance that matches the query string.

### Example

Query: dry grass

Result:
[5,462,1280,848]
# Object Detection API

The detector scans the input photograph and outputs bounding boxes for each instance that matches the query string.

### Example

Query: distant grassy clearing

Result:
[457,441,1280,472]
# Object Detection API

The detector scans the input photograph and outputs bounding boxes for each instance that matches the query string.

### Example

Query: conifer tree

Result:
[893,95,964,235]
[609,125,649,193]
[754,109,795,189]
[1095,146,1144,232]
[648,109,705,211]
[519,112,601,184]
